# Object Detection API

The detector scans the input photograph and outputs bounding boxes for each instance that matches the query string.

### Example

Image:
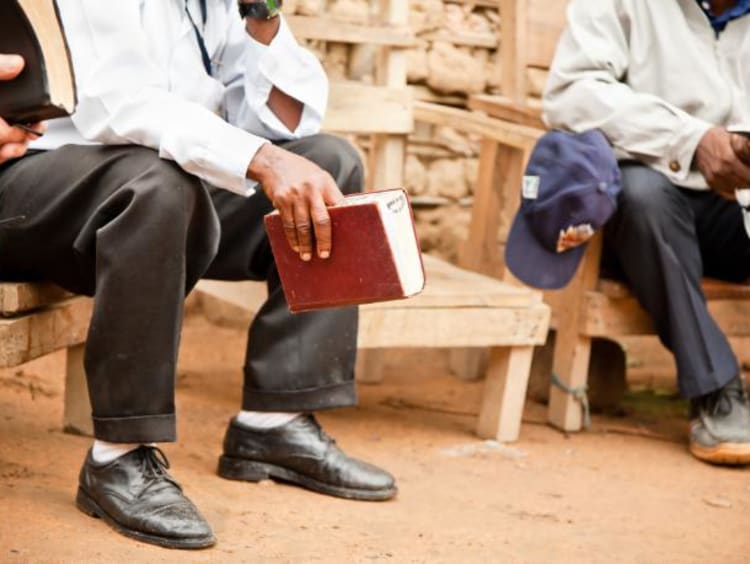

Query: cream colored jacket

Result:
[543,0,750,189]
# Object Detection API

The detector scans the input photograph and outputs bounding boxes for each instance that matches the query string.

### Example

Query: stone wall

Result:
[288,0,502,261]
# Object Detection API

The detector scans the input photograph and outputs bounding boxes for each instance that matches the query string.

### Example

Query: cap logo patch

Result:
[522,176,540,199]
[557,224,595,253]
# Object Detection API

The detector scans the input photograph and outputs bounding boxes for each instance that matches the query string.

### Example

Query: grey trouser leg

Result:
[603,162,750,398]
[204,133,364,411]
[0,146,221,441]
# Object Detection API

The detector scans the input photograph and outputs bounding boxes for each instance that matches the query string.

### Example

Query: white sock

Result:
[235,411,301,430]
[91,440,143,464]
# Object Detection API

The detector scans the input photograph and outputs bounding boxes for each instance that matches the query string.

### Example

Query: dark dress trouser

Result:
[0,134,362,442]
[602,162,750,399]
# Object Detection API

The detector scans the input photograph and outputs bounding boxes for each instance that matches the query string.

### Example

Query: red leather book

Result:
[264,188,426,313]
[0,0,76,124]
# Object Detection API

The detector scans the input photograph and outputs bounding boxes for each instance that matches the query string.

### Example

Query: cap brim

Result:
[505,210,586,290]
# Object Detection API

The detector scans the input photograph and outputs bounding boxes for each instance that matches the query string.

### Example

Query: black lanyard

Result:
[185,0,212,75]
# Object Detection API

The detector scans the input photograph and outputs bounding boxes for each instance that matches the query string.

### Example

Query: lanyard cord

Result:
[185,0,212,75]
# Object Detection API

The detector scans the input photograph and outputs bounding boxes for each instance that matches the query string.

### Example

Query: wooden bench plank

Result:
[0,297,92,367]
[414,101,543,149]
[358,303,549,348]
[468,94,545,128]
[597,277,750,301]
[583,292,750,337]
[324,82,413,134]
[0,282,73,316]
[287,15,415,47]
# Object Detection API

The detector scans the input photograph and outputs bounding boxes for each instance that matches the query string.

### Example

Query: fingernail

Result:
[0,55,23,72]
[319,251,330,259]
[301,253,312,261]
[292,245,299,253]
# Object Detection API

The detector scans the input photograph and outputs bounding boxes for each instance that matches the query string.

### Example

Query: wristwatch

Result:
[238,0,282,20]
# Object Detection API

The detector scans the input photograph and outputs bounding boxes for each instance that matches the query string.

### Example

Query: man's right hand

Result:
[694,127,750,199]
[247,143,345,261]
[0,54,41,165]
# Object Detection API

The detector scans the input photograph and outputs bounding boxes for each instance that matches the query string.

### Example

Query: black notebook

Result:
[0,0,76,124]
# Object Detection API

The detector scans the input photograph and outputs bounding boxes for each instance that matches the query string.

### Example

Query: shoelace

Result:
[135,446,182,496]
[306,416,338,448]
[704,383,748,418]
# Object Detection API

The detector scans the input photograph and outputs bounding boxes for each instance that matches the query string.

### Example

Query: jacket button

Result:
[669,160,681,172]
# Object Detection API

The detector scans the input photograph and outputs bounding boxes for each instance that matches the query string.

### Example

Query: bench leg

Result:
[449,348,488,381]
[548,331,593,432]
[476,345,534,442]
[63,343,93,436]
[355,349,386,385]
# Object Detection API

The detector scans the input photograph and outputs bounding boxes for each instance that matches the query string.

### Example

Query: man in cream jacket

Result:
[544,0,750,465]
[0,0,395,549]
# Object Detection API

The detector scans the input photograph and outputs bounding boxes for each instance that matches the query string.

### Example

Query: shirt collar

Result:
[696,0,750,33]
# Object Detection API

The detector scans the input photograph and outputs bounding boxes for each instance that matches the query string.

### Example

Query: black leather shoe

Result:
[690,376,750,465]
[218,415,397,501]
[76,446,215,549]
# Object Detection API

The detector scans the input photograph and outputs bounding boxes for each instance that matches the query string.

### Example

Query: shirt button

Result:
[669,160,681,172]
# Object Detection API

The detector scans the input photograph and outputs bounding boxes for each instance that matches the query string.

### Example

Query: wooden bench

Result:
[0,282,93,435]
[198,254,550,442]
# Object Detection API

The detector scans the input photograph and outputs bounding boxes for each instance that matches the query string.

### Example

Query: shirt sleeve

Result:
[62,0,265,196]
[542,0,713,183]
[220,14,328,141]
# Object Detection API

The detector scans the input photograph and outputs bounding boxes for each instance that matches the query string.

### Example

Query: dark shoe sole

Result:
[76,487,216,549]
[218,455,397,501]
[689,441,750,466]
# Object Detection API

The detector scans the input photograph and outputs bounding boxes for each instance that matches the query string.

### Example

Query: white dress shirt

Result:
[31,0,328,196]
[543,0,750,190]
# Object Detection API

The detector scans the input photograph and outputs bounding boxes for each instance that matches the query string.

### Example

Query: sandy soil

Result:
[2,313,750,563]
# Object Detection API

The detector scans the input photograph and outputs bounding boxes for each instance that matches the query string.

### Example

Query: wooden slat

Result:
[0,297,92,367]
[324,82,412,134]
[358,303,549,348]
[198,255,540,312]
[499,0,527,102]
[0,282,73,316]
[526,0,569,69]
[365,255,540,309]
[414,101,543,149]
[583,293,750,337]
[597,277,750,301]
[468,94,545,128]
[287,15,415,47]
[420,31,498,49]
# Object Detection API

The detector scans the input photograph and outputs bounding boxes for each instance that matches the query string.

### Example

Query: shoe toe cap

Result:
[140,501,214,541]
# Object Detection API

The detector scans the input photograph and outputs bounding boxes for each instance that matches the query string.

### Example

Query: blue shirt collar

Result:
[696,0,750,33]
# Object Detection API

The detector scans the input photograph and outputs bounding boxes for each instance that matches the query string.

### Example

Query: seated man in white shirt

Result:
[544,0,750,465]
[0,0,395,549]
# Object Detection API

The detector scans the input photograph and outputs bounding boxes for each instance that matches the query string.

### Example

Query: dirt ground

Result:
[2,313,750,563]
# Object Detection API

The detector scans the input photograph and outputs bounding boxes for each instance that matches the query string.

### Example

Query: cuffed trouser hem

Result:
[242,380,357,412]
[681,367,739,400]
[92,414,176,443]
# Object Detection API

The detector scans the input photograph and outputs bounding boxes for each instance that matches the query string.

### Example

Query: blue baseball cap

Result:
[505,129,621,290]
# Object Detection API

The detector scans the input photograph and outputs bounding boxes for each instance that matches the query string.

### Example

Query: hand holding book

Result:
[248,143,346,261]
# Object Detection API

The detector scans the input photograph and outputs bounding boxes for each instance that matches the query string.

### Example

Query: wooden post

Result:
[371,0,408,190]
[546,235,603,431]
[476,345,534,442]
[355,349,386,384]
[499,0,528,103]
[63,343,93,436]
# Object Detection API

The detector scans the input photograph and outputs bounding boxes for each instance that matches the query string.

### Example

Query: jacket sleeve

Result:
[62,0,266,196]
[542,0,712,183]
[218,14,328,141]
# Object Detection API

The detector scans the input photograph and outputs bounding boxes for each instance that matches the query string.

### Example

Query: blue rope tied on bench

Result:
[551,372,591,429]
